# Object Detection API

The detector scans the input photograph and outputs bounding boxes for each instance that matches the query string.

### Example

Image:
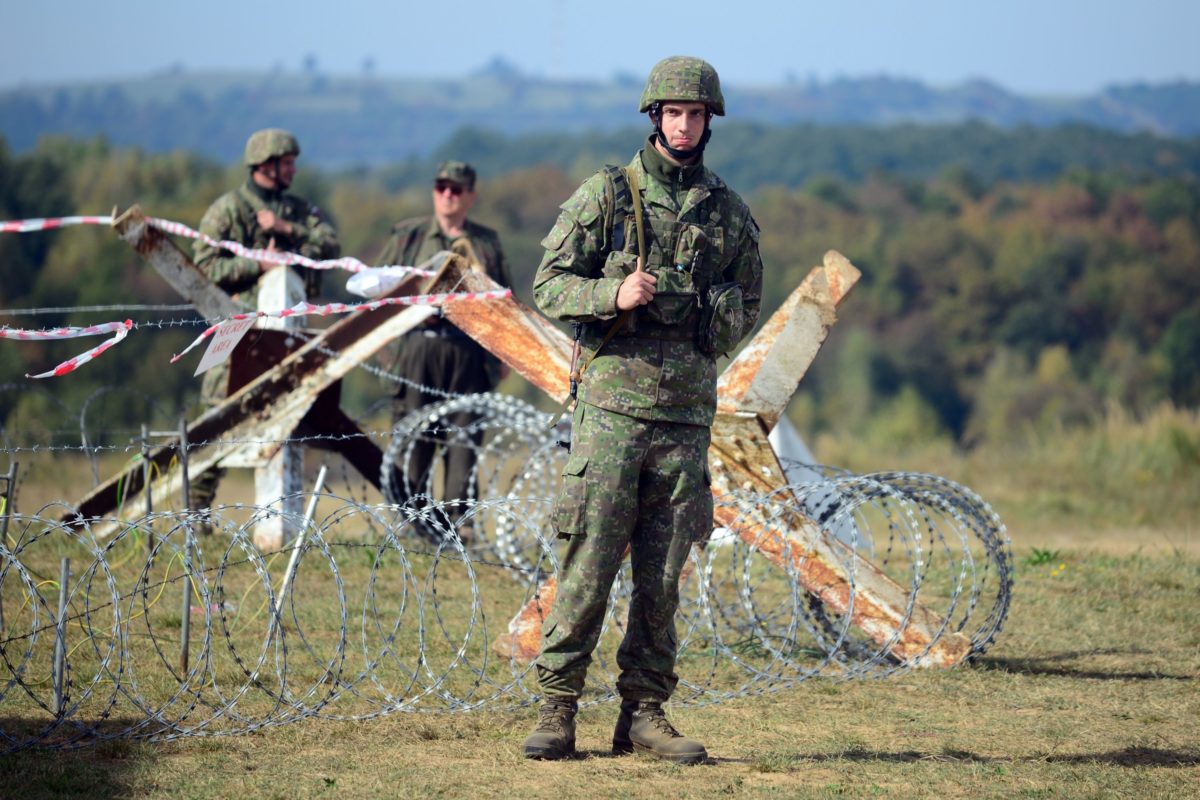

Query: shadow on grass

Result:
[976,651,1196,682]
[0,717,156,800]
[777,746,1200,769]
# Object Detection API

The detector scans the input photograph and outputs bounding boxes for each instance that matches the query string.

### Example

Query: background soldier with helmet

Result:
[523,56,763,764]
[189,128,341,530]
[194,128,339,306]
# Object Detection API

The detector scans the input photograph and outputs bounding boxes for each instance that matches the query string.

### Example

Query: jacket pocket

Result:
[698,281,746,357]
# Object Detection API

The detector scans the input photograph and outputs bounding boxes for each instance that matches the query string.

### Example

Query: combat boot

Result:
[615,700,707,765]
[522,697,577,760]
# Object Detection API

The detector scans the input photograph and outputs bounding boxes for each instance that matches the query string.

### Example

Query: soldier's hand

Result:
[258,237,281,272]
[616,271,657,310]
[256,209,293,236]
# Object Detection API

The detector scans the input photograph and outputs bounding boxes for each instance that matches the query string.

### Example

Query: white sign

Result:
[194,317,256,376]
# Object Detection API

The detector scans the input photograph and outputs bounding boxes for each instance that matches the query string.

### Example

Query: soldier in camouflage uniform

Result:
[523,57,762,764]
[189,129,340,528]
[376,162,511,537]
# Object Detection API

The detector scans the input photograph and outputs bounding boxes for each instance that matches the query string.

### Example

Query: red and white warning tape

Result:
[0,320,132,378]
[0,214,436,278]
[170,289,512,362]
[0,216,113,233]
[0,212,484,378]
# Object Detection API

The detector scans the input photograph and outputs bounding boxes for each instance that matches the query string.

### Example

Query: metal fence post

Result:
[53,557,69,717]
[179,418,192,676]
[0,461,15,634]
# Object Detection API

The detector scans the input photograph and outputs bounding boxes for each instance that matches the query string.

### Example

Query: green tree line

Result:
[1,132,1198,452]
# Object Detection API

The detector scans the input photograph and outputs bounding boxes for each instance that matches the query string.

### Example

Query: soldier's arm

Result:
[722,199,764,338]
[194,199,262,294]
[294,204,340,260]
[532,176,624,323]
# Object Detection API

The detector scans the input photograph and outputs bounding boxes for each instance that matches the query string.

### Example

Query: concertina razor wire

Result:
[0,390,1013,752]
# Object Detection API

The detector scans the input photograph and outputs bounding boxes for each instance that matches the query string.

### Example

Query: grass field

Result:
[1,407,1197,798]
[0,531,1196,797]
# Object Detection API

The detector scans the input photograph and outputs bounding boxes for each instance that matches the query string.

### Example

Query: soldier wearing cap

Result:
[190,128,341,528]
[522,57,763,764]
[376,161,511,535]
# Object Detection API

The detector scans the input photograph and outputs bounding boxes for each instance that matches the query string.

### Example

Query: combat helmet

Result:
[244,128,301,167]
[639,56,725,116]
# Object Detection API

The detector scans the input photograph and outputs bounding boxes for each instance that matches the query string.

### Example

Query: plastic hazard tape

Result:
[0,213,483,379]
[0,215,436,279]
[172,289,513,363]
[0,320,132,378]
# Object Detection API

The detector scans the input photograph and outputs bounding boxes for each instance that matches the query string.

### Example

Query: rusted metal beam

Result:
[434,261,573,403]
[486,251,972,668]
[112,206,241,321]
[708,412,972,667]
[68,213,452,533]
[717,250,860,430]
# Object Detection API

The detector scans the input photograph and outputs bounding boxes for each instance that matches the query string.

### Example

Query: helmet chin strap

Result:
[651,104,713,161]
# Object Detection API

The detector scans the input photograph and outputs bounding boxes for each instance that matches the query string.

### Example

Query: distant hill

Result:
[2,61,1199,168]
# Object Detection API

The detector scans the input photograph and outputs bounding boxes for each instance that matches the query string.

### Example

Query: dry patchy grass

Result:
[1,549,1196,799]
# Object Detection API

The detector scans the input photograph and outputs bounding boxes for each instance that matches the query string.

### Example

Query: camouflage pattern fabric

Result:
[194,179,339,311]
[531,134,762,703]
[434,160,476,189]
[533,136,762,426]
[243,128,300,166]
[535,402,712,701]
[638,56,725,115]
[190,175,338,517]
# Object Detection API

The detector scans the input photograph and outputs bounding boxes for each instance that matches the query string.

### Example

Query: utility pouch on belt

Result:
[698,281,746,357]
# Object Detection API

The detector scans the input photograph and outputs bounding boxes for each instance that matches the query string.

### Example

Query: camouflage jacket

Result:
[376,215,511,289]
[533,137,762,425]
[194,179,339,304]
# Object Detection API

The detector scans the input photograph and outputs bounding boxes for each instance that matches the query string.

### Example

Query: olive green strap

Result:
[626,167,646,270]
[583,166,644,361]
[552,166,646,424]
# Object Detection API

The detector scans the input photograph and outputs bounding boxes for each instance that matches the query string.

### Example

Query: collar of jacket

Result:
[640,134,704,189]
[427,214,478,244]
[243,177,284,205]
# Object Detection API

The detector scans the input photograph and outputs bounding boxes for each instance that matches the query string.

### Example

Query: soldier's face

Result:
[257,155,297,190]
[656,102,708,152]
[433,181,476,217]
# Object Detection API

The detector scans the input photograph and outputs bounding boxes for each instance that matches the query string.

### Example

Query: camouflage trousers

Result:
[535,402,712,702]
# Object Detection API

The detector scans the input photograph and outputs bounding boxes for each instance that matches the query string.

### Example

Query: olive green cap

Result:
[435,160,476,189]
[244,128,301,167]
[639,56,725,116]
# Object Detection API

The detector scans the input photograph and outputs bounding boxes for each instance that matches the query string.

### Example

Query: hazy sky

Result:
[2,0,1197,95]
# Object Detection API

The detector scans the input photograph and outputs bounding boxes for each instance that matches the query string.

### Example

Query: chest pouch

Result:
[698,281,747,357]
[643,221,708,326]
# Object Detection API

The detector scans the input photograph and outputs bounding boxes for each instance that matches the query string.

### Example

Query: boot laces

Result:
[640,705,682,738]
[536,703,573,734]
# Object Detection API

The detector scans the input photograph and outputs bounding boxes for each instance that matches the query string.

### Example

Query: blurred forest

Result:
[1,124,1199,460]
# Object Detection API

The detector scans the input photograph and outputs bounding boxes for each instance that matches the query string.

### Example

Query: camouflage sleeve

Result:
[294,203,340,261]
[531,174,624,323]
[726,209,763,337]
[194,196,262,294]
